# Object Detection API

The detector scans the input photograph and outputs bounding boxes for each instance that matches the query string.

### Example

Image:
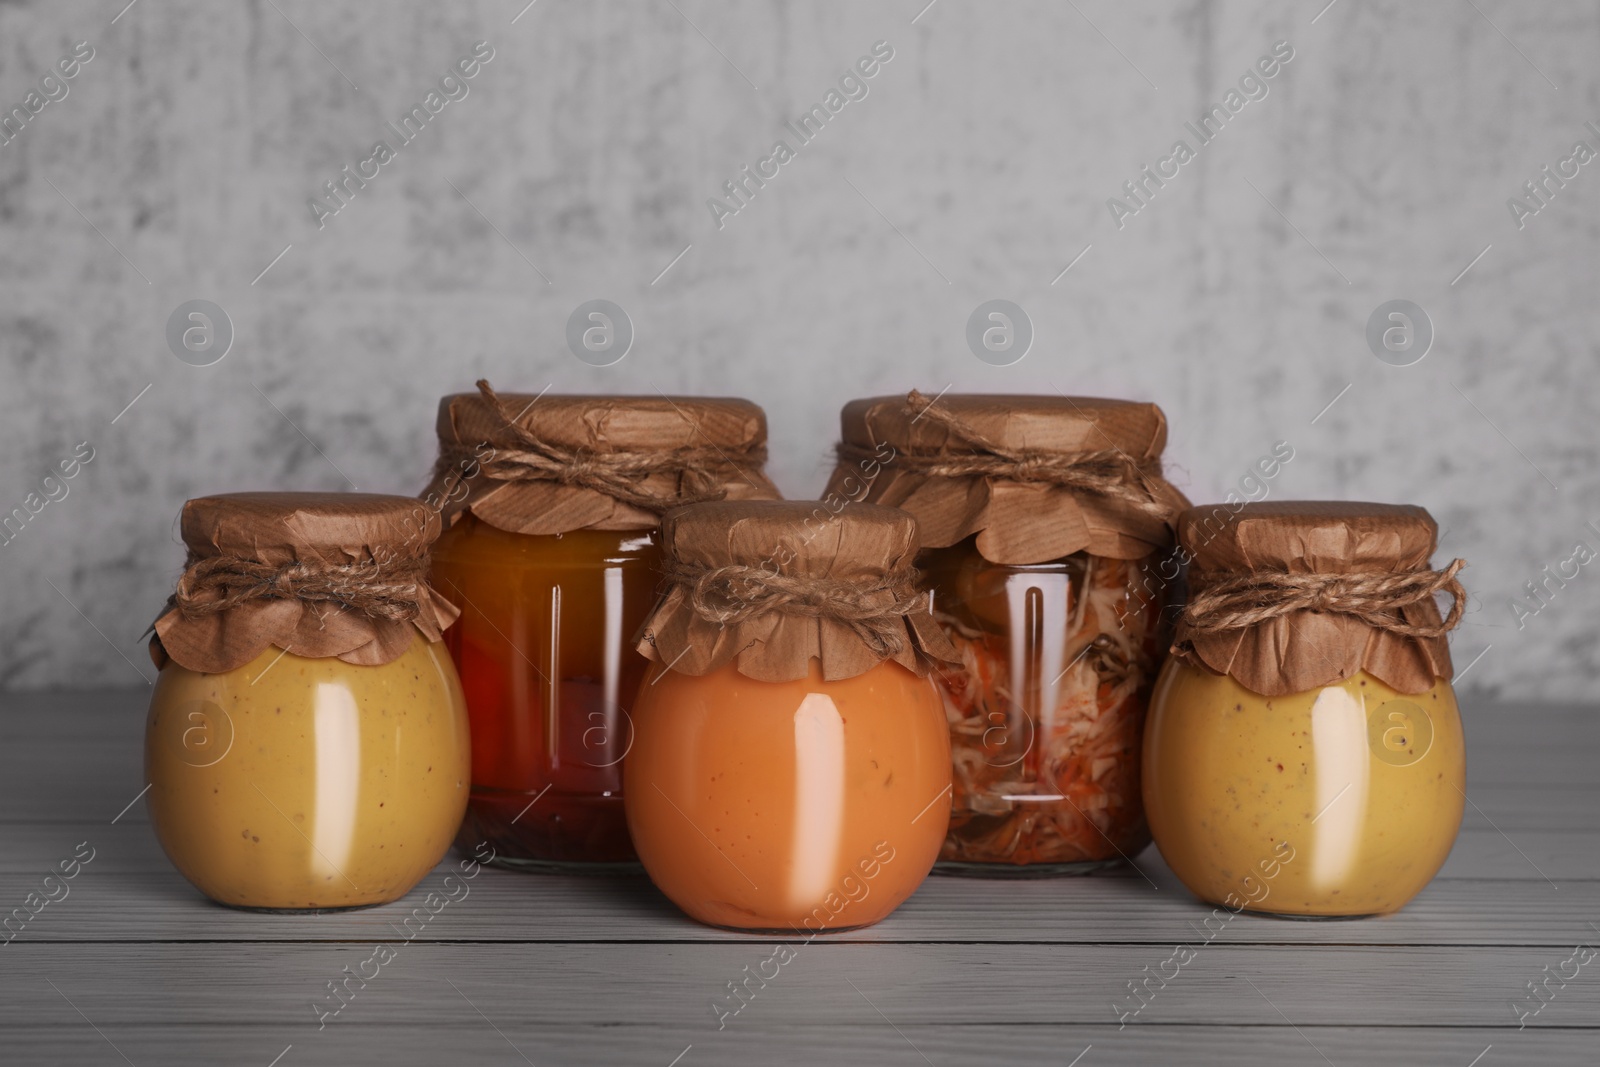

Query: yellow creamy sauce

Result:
[146,638,470,910]
[1143,664,1464,916]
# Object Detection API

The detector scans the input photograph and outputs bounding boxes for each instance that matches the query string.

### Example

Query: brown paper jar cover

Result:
[1170,501,1456,697]
[636,500,958,683]
[150,492,460,674]
[422,391,779,535]
[824,393,1190,566]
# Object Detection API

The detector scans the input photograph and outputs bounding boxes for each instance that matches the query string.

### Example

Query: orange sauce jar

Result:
[624,501,956,931]
[144,493,468,911]
[827,392,1188,875]
[423,384,777,871]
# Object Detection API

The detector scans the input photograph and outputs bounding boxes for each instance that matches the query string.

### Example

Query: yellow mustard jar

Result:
[144,493,469,911]
[1143,501,1467,917]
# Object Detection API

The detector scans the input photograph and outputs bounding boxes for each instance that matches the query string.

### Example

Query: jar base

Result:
[458,788,637,869]
[933,858,1123,878]
[698,918,885,936]
[481,854,644,876]
[217,900,391,915]
[1224,906,1381,921]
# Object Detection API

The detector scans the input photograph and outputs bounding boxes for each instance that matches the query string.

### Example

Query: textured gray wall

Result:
[0,0,1595,696]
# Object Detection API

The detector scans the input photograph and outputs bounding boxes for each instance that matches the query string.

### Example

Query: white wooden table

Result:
[2,689,1595,1065]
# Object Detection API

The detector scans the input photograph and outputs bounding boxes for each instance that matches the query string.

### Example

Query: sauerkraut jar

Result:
[826,392,1189,875]
[423,383,778,871]
[1146,501,1468,917]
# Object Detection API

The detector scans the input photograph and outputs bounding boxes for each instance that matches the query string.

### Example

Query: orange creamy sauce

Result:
[1143,663,1464,916]
[625,660,951,931]
[145,638,470,910]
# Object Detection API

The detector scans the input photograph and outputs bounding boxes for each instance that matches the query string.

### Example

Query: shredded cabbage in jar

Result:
[930,552,1165,867]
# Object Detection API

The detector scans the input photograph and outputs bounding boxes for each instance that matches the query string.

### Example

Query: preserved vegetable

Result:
[926,545,1165,870]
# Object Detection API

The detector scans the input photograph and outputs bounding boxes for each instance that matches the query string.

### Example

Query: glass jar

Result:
[626,659,951,931]
[921,538,1167,874]
[430,516,659,869]
[623,500,956,931]
[144,492,469,911]
[826,391,1189,875]
[422,386,777,871]
[1145,500,1468,917]
[147,640,470,911]
[1144,664,1464,917]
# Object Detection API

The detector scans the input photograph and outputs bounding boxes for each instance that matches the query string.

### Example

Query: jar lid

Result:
[149,492,459,674]
[825,391,1189,565]
[636,500,958,683]
[422,382,779,535]
[1171,501,1465,696]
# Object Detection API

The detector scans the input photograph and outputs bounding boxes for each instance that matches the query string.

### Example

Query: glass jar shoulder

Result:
[148,636,464,725]
[919,537,1167,633]
[1145,663,1463,768]
[432,513,661,572]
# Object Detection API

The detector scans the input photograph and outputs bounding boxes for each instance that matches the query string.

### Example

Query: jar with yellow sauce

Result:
[1144,501,1468,918]
[145,493,469,911]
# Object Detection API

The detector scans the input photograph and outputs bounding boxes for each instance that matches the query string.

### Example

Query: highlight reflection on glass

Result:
[1004,572,1069,755]
[1308,685,1370,892]
[311,681,362,883]
[789,692,846,910]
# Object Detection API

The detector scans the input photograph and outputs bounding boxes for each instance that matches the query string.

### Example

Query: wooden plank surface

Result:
[0,862,1593,947]
[2,688,1596,1066]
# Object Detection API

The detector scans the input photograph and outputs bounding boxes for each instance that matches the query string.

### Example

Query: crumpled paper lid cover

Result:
[637,500,958,683]
[423,392,779,535]
[150,492,459,674]
[825,393,1189,565]
[1171,500,1454,696]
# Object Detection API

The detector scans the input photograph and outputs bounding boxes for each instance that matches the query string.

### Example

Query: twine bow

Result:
[169,555,431,622]
[661,559,928,658]
[436,380,763,513]
[835,390,1173,519]
[1182,558,1467,639]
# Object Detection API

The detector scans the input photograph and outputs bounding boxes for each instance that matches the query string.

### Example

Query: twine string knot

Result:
[832,389,1172,519]
[661,559,927,658]
[171,554,431,622]
[435,380,762,513]
[1182,558,1467,638]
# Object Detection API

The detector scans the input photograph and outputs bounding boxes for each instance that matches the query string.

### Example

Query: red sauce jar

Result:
[423,383,778,871]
